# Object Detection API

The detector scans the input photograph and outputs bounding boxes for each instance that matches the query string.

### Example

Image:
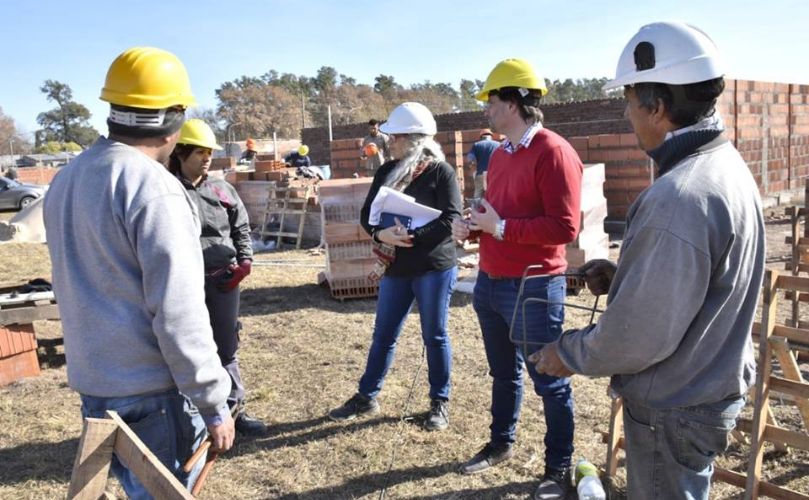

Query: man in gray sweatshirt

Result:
[44,47,234,498]
[530,22,765,500]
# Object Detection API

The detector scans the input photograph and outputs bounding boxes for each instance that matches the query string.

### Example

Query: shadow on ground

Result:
[0,437,78,484]
[240,285,474,317]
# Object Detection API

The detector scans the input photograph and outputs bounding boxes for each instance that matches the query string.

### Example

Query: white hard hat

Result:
[380,102,437,135]
[604,21,724,90]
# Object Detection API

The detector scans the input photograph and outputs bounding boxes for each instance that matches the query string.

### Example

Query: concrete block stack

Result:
[318,178,377,299]
[566,163,610,268]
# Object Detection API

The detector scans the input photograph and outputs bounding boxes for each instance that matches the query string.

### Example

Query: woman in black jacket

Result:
[168,119,267,436]
[328,103,462,430]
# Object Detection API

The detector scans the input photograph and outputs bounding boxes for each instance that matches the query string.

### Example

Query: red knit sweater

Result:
[480,128,583,277]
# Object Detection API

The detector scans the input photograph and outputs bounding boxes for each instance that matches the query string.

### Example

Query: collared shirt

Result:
[502,121,544,154]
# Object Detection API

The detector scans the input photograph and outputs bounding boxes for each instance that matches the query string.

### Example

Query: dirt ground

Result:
[0,208,807,499]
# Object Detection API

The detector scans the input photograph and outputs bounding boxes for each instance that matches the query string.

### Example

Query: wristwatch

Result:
[493,219,506,241]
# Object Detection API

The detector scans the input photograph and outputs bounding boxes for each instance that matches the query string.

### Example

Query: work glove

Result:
[220,259,252,291]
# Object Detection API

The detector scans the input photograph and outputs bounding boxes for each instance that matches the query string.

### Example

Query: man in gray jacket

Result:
[530,22,765,499]
[44,47,234,498]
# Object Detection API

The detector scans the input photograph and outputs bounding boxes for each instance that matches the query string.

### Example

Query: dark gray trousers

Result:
[204,277,245,408]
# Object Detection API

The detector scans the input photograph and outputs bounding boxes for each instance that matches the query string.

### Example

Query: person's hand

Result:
[376,218,413,247]
[207,412,235,453]
[468,199,500,235]
[578,259,617,296]
[451,216,470,243]
[220,260,252,291]
[527,343,574,378]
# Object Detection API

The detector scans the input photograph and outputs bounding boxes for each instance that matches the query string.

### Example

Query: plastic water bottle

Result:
[575,459,606,500]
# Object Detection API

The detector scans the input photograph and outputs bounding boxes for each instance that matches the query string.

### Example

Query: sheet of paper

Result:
[368,186,442,229]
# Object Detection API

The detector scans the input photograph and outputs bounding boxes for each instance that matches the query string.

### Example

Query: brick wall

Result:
[314,79,809,221]
[15,167,60,185]
[303,98,627,165]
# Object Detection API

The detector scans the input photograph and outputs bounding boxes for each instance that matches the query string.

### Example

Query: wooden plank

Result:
[0,304,60,326]
[105,411,194,500]
[777,275,809,293]
[736,418,791,450]
[767,376,809,400]
[605,396,624,483]
[745,269,778,499]
[771,336,809,428]
[751,323,809,349]
[759,481,809,500]
[67,418,118,499]
[0,291,55,306]
[713,467,747,489]
[764,424,809,452]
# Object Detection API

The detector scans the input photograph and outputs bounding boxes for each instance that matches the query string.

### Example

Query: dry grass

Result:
[0,217,807,499]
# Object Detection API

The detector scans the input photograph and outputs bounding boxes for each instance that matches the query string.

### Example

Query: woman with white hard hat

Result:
[328,102,462,431]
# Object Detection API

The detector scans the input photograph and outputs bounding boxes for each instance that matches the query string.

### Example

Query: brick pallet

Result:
[0,287,60,386]
[319,178,376,299]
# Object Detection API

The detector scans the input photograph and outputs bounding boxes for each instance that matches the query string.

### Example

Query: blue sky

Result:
[3,0,809,139]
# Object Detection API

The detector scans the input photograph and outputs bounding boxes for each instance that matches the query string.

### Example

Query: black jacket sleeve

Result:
[410,161,462,248]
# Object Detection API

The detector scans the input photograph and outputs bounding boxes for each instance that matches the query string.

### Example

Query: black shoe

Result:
[458,441,514,475]
[328,393,380,421]
[235,412,268,436]
[424,399,449,431]
[534,467,572,500]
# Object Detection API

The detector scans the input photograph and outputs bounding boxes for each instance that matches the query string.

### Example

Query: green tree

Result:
[459,79,483,111]
[35,140,80,154]
[36,80,99,147]
[216,77,304,138]
[544,77,617,103]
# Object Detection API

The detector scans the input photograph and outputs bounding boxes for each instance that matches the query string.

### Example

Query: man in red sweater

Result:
[452,58,582,500]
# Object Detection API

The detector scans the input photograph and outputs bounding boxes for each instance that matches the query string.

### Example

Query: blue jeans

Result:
[622,396,745,500]
[80,389,208,500]
[473,272,574,471]
[358,267,457,401]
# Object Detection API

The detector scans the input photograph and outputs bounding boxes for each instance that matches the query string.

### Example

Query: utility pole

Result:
[301,91,306,130]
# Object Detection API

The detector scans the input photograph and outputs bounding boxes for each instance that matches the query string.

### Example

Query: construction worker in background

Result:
[43,47,234,498]
[239,137,258,164]
[284,144,311,168]
[466,128,499,198]
[168,119,268,437]
[530,22,765,500]
[360,119,390,172]
[452,58,582,500]
[329,102,462,431]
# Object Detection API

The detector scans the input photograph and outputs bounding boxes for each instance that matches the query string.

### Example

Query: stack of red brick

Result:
[319,178,377,299]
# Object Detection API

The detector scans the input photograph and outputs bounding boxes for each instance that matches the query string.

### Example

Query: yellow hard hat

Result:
[177,119,222,150]
[298,145,309,156]
[476,58,548,101]
[100,47,197,109]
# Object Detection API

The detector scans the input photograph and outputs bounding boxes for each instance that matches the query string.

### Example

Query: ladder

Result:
[259,184,312,249]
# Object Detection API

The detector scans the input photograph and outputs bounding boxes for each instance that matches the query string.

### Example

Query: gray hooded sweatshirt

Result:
[557,136,765,409]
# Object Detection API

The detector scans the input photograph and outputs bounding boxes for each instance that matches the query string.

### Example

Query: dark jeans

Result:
[80,389,207,499]
[473,272,574,471]
[622,396,745,500]
[358,267,457,401]
[204,275,244,408]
